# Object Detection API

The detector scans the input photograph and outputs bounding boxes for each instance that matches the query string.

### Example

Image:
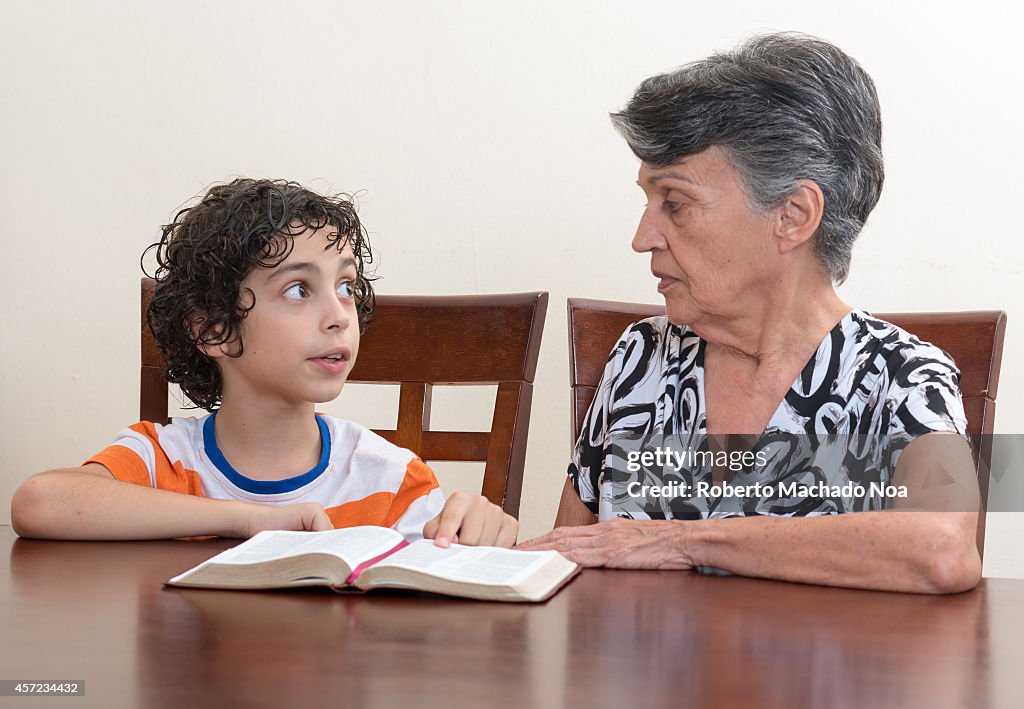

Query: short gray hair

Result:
[611,32,884,284]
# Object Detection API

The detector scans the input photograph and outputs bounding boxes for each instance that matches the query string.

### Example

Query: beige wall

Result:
[2,1,1022,575]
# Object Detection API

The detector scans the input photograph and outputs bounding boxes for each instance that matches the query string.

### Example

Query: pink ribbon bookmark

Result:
[343,539,410,586]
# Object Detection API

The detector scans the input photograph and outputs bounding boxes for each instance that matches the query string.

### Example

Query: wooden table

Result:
[2,526,1021,708]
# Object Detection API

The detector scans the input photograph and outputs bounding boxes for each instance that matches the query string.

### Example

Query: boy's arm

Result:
[11,464,333,540]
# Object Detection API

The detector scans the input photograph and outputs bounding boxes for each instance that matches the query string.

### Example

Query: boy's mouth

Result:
[310,347,351,373]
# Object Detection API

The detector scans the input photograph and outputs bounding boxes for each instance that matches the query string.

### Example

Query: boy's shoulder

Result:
[317,414,420,467]
[106,416,207,459]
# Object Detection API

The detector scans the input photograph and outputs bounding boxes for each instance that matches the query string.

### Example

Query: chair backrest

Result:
[567,298,1007,551]
[141,277,548,516]
[346,292,548,516]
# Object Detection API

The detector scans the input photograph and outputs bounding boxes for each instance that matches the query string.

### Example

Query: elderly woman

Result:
[519,33,981,593]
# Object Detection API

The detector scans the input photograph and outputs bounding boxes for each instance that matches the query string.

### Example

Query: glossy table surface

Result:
[2,526,1022,708]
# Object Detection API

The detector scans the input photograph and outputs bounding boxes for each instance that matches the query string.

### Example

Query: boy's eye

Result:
[337,281,355,299]
[283,283,308,300]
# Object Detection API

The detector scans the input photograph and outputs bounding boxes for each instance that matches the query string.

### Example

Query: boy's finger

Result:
[452,498,490,546]
[433,495,471,547]
[473,506,504,547]
[422,515,440,539]
[495,516,519,548]
[311,511,333,532]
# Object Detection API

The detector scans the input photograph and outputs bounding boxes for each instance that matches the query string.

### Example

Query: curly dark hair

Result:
[142,178,376,412]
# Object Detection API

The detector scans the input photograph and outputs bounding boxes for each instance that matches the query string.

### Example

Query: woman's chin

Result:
[663,301,698,326]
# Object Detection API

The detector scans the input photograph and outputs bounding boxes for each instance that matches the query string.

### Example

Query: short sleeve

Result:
[84,422,161,487]
[84,421,204,496]
[387,458,445,540]
[888,350,969,437]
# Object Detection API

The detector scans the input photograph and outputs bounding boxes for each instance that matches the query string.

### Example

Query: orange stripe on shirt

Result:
[382,458,440,528]
[86,445,151,486]
[325,459,440,530]
[326,492,394,528]
[86,421,204,497]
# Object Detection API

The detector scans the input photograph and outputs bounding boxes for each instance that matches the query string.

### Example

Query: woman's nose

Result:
[632,211,667,253]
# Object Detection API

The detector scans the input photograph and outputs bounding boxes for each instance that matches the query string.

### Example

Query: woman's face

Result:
[632,146,779,327]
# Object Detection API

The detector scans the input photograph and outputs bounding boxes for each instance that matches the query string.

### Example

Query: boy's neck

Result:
[212,401,323,481]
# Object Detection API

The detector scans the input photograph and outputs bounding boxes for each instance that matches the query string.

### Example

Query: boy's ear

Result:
[187,312,228,360]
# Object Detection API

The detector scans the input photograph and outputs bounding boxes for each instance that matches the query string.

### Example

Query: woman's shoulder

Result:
[608,315,702,368]
[845,310,960,375]
[599,316,704,404]
[841,311,967,434]
[615,315,700,349]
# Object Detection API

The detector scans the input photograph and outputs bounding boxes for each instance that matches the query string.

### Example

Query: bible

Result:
[167,526,580,602]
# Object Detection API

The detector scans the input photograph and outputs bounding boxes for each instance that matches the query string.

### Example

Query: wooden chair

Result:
[563,298,1007,553]
[140,278,548,516]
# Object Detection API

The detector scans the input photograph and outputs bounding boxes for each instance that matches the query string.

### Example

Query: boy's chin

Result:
[310,382,348,405]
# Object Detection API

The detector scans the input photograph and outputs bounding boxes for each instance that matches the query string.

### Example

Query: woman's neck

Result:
[692,268,851,369]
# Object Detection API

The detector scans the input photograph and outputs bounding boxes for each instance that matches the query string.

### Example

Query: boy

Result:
[11,179,518,547]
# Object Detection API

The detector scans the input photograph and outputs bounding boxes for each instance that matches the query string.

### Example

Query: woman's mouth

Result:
[657,276,680,293]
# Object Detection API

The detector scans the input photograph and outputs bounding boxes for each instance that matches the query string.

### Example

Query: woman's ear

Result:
[775,180,824,254]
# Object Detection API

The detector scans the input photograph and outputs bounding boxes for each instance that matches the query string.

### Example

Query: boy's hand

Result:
[423,492,519,548]
[235,501,334,538]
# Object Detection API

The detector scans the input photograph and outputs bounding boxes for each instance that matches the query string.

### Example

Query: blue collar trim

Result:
[202,412,331,494]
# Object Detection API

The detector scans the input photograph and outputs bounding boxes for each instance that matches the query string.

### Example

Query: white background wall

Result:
[2,1,1022,575]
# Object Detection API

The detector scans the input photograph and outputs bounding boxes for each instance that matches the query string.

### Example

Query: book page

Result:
[210,527,402,568]
[373,541,553,586]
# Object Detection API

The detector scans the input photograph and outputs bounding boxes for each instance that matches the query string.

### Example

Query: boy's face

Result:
[210,226,360,409]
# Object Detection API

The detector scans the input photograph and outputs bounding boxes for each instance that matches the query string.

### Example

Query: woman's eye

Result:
[337,281,355,298]
[283,283,308,300]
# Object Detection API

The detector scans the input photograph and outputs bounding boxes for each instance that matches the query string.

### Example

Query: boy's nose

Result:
[322,293,353,331]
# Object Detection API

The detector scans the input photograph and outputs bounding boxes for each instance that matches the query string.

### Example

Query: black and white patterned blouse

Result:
[569,310,968,521]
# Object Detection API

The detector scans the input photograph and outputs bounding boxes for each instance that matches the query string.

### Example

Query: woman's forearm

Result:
[681,510,980,593]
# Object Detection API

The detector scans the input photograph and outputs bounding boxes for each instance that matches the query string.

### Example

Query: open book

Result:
[167,526,580,602]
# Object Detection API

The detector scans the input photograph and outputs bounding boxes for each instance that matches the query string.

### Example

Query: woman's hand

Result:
[517,518,697,569]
